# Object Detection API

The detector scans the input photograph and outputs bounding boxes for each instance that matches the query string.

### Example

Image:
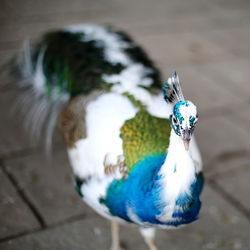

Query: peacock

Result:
[7,24,204,250]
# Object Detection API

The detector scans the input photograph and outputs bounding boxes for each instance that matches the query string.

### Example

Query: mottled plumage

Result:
[8,24,204,250]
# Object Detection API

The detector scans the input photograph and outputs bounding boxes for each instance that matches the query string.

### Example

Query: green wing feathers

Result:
[32,31,124,97]
[31,27,162,98]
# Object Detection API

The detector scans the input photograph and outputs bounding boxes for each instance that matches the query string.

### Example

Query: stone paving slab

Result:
[195,115,250,169]
[209,0,250,10]
[208,104,250,215]
[231,104,250,133]
[0,0,210,22]
[0,168,40,240]
[0,0,249,51]
[0,87,65,157]
[1,7,250,48]
[0,0,106,18]
[214,164,250,214]
[0,50,16,67]
[124,10,250,39]
[201,27,250,60]
[5,148,94,226]
[205,152,250,178]
[0,185,249,250]
[0,90,36,156]
[198,59,250,100]
[135,31,232,67]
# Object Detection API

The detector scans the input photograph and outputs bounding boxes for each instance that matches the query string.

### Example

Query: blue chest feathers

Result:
[101,155,204,227]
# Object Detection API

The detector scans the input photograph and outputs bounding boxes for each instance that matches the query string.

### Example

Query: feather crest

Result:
[162,72,184,104]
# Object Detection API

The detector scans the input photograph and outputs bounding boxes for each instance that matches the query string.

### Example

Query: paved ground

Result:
[0,0,250,249]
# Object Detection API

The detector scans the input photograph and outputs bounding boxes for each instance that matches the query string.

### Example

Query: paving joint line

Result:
[207,163,250,179]
[1,160,46,228]
[204,149,250,219]
[0,147,40,161]
[207,179,250,220]
[0,143,64,161]
[204,149,250,174]
[0,228,41,244]
[0,212,89,244]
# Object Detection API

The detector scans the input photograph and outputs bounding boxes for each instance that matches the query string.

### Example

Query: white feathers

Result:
[21,40,32,80]
[68,93,138,179]
[33,47,47,95]
[80,176,125,223]
[104,63,153,89]
[179,100,197,117]
[146,92,172,118]
[189,136,203,172]
[157,130,197,223]
[178,100,198,130]
[14,41,70,150]
[168,73,184,101]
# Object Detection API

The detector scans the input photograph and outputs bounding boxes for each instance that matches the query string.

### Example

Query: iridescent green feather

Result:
[31,29,162,98]
[32,31,124,97]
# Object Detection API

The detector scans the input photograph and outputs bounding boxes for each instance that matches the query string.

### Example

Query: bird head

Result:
[162,72,198,151]
[170,101,198,150]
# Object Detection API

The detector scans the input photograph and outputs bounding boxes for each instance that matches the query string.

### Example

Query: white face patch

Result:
[178,101,197,129]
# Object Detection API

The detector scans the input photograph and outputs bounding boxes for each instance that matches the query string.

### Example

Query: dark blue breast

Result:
[102,155,204,226]
[169,173,204,226]
[104,154,166,223]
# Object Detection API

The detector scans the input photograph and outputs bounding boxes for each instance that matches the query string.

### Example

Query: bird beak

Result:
[183,139,190,151]
[182,128,192,151]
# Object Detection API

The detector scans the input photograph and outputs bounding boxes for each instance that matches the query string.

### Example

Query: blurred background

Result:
[0,0,250,249]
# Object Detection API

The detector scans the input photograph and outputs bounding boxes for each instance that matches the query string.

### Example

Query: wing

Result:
[30,24,162,98]
[121,107,171,173]
[7,24,162,149]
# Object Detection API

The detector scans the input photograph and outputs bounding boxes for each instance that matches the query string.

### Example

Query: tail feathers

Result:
[162,72,185,104]
[1,40,70,152]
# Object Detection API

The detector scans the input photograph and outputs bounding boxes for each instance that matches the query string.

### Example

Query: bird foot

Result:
[104,153,128,180]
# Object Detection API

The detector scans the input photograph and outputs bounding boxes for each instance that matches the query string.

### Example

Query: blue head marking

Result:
[174,101,189,124]
[162,83,170,100]
[189,114,198,131]
[170,100,198,138]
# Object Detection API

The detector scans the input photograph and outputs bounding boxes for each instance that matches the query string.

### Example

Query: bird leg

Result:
[104,154,128,180]
[110,221,124,250]
[140,228,158,250]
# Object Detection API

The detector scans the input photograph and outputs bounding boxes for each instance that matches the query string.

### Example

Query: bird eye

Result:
[173,117,177,124]
[194,115,199,123]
